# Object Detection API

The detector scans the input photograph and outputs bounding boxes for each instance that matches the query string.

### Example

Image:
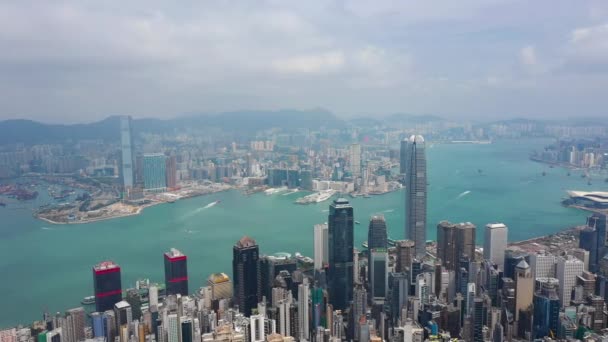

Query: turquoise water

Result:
[0,139,606,327]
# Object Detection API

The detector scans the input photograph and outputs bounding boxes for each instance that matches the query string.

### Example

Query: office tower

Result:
[327,198,354,310]
[120,116,135,197]
[483,223,508,271]
[570,248,590,271]
[529,251,555,279]
[260,254,297,301]
[167,314,179,342]
[91,312,104,338]
[233,236,261,316]
[556,255,584,307]
[314,223,328,270]
[207,273,232,301]
[368,215,388,250]
[181,318,193,342]
[533,278,560,338]
[298,280,310,341]
[473,298,484,342]
[580,214,607,273]
[165,155,177,190]
[164,248,188,296]
[93,261,122,313]
[114,301,132,336]
[349,144,361,178]
[399,139,408,175]
[64,308,86,342]
[436,221,476,271]
[514,260,533,321]
[503,249,527,279]
[103,311,116,342]
[395,240,415,273]
[388,273,408,324]
[143,153,167,192]
[404,135,427,257]
[369,250,388,301]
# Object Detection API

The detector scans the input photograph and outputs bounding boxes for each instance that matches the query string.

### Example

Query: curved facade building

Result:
[405,135,427,257]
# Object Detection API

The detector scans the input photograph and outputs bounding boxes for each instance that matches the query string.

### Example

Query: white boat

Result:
[264,187,288,195]
[295,190,335,204]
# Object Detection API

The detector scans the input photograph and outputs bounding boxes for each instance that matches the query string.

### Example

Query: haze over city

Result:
[2,0,608,123]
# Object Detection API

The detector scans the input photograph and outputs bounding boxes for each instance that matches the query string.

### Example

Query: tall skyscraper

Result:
[143,153,167,192]
[367,215,388,251]
[514,260,533,321]
[64,308,86,342]
[298,279,310,341]
[395,240,415,273]
[164,248,188,296]
[399,138,408,175]
[120,116,135,198]
[556,255,584,307]
[93,261,122,313]
[368,215,388,302]
[533,278,560,339]
[349,144,361,178]
[314,223,328,270]
[233,236,261,316]
[113,301,132,332]
[404,135,427,257]
[165,155,177,190]
[484,223,508,271]
[580,213,607,273]
[436,221,476,271]
[529,251,556,279]
[327,198,354,311]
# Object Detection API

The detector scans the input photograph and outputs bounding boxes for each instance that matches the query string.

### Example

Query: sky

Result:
[1,0,608,123]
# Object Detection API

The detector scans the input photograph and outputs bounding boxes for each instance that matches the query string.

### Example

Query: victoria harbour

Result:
[0,138,603,327]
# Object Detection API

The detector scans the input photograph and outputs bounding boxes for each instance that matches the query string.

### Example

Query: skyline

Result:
[1,1,608,123]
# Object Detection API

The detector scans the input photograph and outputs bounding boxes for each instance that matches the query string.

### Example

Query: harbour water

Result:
[0,138,606,327]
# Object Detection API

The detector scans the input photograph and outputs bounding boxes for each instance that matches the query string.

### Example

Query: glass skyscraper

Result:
[404,135,427,257]
[93,261,122,313]
[232,236,261,317]
[327,198,354,311]
[143,153,167,192]
[367,215,387,250]
[120,116,134,197]
[164,248,188,296]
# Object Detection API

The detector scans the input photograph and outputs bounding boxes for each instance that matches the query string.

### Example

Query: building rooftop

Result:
[93,261,119,271]
[208,273,230,284]
[236,236,257,248]
[114,301,130,309]
[486,223,507,229]
[516,260,530,269]
[165,248,185,259]
[408,135,425,144]
[567,190,608,204]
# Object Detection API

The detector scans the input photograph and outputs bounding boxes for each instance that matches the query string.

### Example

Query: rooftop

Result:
[567,190,608,204]
[208,272,230,284]
[408,135,425,144]
[236,235,257,248]
[93,261,119,271]
[165,248,185,259]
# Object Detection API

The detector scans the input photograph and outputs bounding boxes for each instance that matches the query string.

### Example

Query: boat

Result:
[567,172,571,176]
[81,296,95,305]
[355,221,361,225]
[295,190,335,204]
[203,200,221,208]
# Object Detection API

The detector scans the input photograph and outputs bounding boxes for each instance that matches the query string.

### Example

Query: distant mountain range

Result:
[0,108,345,145]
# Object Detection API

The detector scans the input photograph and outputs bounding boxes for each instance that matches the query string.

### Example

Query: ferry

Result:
[265,187,288,195]
[81,296,95,305]
[355,221,361,225]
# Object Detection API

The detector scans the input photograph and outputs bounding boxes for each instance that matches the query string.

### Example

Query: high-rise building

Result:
[395,240,415,273]
[114,301,132,333]
[64,308,86,342]
[349,144,361,178]
[533,278,560,339]
[399,139,408,175]
[207,273,232,301]
[556,255,584,307]
[165,155,177,190]
[436,221,476,271]
[529,251,556,279]
[369,250,388,301]
[579,213,607,273]
[93,261,122,313]
[404,135,427,257]
[233,236,261,316]
[314,223,328,270]
[327,198,354,311]
[120,116,135,197]
[368,215,388,251]
[484,223,508,271]
[164,248,188,296]
[143,153,167,192]
[514,260,533,321]
[298,279,310,341]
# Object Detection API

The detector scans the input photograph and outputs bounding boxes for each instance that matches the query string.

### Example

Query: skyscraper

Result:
[533,278,560,339]
[349,144,361,178]
[165,155,177,190]
[556,255,584,307]
[484,223,508,271]
[314,223,328,270]
[120,116,135,198]
[367,215,388,251]
[64,308,86,342]
[143,153,167,192]
[514,260,533,321]
[404,135,427,257]
[399,138,408,175]
[579,213,607,273]
[395,240,415,273]
[298,279,310,341]
[93,261,122,313]
[327,198,354,311]
[233,236,261,316]
[368,215,388,302]
[164,248,188,296]
[436,221,476,271]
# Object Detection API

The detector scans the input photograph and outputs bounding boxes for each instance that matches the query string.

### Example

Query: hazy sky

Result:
[1,1,608,123]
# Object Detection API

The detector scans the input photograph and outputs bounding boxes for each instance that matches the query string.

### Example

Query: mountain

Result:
[385,113,445,123]
[0,108,345,145]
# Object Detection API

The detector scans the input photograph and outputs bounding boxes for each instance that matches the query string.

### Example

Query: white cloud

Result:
[519,45,537,66]
[271,51,345,74]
